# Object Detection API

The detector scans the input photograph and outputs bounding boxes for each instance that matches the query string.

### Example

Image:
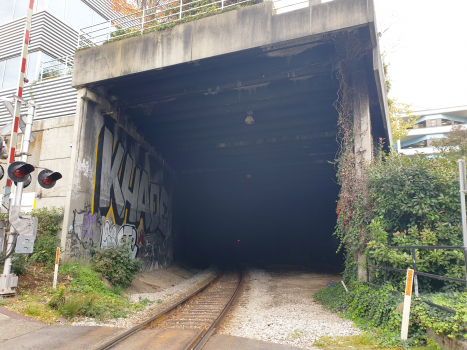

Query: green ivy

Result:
[315,282,467,347]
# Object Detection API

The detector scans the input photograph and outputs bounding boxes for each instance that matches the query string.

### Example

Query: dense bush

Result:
[315,282,467,346]
[366,152,464,291]
[91,245,142,288]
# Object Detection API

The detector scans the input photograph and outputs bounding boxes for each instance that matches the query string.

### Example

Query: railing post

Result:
[107,20,112,43]
[222,0,224,10]
[180,0,183,19]
[39,62,43,81]
[141,8,145,35]
[411,248,419,297]
[458,159,467,289]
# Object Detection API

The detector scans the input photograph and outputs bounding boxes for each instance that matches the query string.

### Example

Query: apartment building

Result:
[398,105,467,156]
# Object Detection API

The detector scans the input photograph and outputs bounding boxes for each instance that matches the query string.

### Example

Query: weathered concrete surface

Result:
[0,325,126,350]
[0,307,47,342]
[73,0,376,87]
[428,329,467,350]
[204,334,303,350]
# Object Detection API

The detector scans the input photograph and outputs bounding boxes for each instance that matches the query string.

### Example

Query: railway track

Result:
[96,271,242,350]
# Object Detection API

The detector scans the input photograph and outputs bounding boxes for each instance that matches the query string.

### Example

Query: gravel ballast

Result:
[217,268,361,349]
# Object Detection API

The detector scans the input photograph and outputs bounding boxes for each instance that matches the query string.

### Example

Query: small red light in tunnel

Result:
[238,240,240,242]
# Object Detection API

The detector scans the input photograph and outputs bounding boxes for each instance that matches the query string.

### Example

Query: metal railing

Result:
[273,0,308,14]
[39,55,74,82]
[77,0,255,49]
[367,245,467,314]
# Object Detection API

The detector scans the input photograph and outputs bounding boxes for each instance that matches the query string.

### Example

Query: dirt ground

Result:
[124,262,201,295]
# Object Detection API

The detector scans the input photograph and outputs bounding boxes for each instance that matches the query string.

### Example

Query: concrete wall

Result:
[0,116,74,206]
[62,89,175,270]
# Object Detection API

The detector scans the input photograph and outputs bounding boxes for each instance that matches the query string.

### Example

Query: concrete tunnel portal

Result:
[70,0,390,269]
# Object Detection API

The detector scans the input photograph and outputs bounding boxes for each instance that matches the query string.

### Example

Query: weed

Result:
[25,301,46,317]
[290,330,303,339]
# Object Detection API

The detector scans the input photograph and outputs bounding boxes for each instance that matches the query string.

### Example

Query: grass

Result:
[314,334,441,350]
[1,262,153,324]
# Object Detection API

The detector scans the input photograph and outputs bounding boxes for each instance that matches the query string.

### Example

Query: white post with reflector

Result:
[53,247,60,289]
[401,268,414,340]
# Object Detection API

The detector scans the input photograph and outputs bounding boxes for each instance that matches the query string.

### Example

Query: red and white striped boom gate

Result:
[2,0,35,208]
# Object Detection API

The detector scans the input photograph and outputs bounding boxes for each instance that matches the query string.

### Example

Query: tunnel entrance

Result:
[103,41,343,267]
[72,1,391,270]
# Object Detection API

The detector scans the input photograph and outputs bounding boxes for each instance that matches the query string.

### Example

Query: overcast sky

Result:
[373,0,467,111]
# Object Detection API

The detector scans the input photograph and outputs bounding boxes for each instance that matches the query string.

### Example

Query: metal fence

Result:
[39,55,74,82]
[367,245,467,314]
[78,0,255,49]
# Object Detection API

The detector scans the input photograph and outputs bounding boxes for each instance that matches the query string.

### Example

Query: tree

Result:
[105,0,160,15]
[432,124,467,161]
[383,59,418,143]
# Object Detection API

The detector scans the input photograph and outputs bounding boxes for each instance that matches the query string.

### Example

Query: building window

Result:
[402,140,428,149]
[0,0,16,26]
[2,56,21,90]
[413,121,426,129]
[0,0,48,25]
[13,0,30,20]
[427,119,439,127]
[66,0,93,30]
[1,0,108,30]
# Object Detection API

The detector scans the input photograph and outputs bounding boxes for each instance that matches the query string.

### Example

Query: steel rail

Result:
[193,270,243,350]
[95,270,242,350]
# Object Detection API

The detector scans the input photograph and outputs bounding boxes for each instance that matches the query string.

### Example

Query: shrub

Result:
[91,245,142,288]
[33,207,63,237]
[29,234,60,266]
[366,153,464,291]
[11,253,28,275]
[315,282,467,345]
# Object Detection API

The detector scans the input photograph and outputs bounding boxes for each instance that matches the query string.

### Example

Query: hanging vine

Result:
[332,30,373,266]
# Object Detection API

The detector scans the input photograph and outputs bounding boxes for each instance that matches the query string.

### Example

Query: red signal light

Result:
[42,177,53,185]
[13,168,26,178]
[238,239,240,242]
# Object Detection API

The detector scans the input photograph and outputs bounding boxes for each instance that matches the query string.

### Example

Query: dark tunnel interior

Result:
[174,172,341,268]
[102,38,365,270]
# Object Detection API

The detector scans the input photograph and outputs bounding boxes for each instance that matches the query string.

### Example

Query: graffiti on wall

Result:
[68,116,173,270]
[67,204,101,258]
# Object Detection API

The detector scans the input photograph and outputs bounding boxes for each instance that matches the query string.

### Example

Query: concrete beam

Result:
[72,0,376,88]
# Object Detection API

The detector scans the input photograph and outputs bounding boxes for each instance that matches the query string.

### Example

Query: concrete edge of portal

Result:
[72,0,377,88]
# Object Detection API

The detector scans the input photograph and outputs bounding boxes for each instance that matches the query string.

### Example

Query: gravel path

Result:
[217,268,361,349]
[72,267,218,328]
